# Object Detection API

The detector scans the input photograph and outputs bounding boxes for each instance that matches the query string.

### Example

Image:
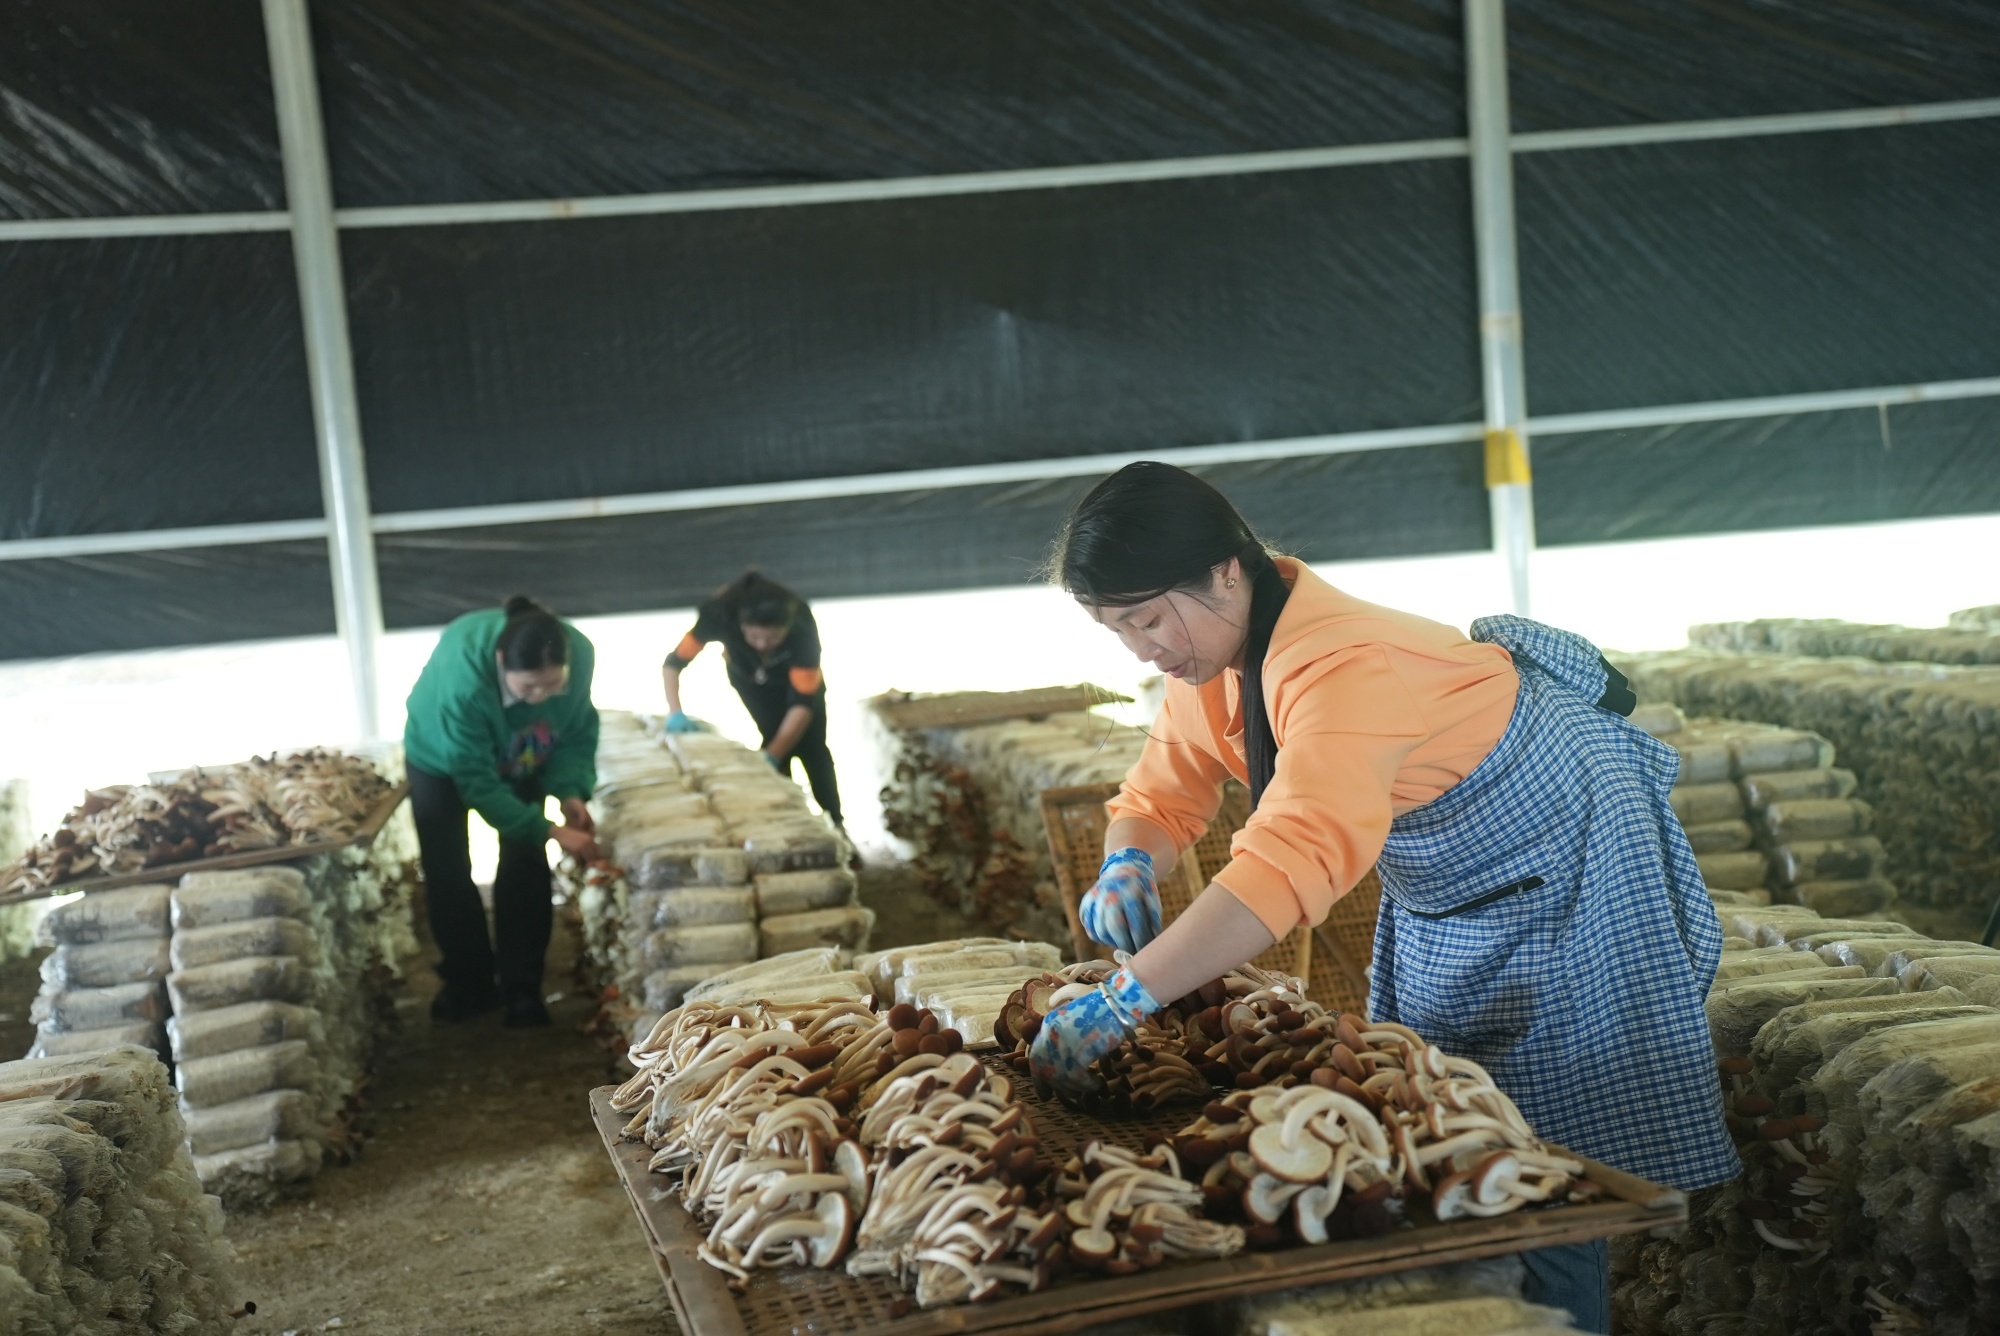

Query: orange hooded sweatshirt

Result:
[1105,559,1519,939]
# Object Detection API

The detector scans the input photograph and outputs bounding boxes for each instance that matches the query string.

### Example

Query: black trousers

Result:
[747,701,843,824]
[407,764,553,997]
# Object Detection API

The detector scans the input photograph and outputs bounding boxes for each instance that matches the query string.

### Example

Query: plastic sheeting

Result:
[0,234,320,541]
[0,0,283,219]
[1518,120,2000,416]
[1534,398,2000,546]
[1,449,1487,658]
[1508,0,2000,131]
[347,164,1479,512]
[313,0,1463,206]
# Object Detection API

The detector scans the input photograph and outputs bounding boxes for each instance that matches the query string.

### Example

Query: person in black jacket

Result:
[661,571,844,826]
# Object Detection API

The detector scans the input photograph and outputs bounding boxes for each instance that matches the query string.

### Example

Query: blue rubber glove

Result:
[762,751,788,773]
[1030,967,1161,1092]
[664,711,702,734]
[1079,848,1161,954]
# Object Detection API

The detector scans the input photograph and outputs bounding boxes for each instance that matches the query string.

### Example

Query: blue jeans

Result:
[1521,1240,1609,1333]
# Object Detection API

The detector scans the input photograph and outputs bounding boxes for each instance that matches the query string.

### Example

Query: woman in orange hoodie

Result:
[1030,463,1734,1333]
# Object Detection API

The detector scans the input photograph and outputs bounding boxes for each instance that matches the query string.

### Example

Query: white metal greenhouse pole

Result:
[1465,0,1536,616]
[263,0,386,742]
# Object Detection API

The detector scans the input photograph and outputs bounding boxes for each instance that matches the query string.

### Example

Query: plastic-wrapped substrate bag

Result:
[1818,939,1989,975]
[1697,852,1769,891]
[1740,768,1858,808]
[1767,838,1887,887]
[172,866,310,928]
[646,887,756,928]
[1813,1015,2000,1119]
[27,1019,165,1059]
[39,937,171,988]
[1757,799,1872,842]
[1748,992,1981,1093]
[168,1000,324,1062]
[169,916,318,971]
[1670,782,1743,824]
[1792,878,1896,918]
[753,867,858,915]
[35,885,171,946]
[1706,972,1895,1055]
[1902,956,2000,992]
[636,922,759,969]
[182,1089,316,1156]
[1714,952,1830,983]
[191,1138,316,1198]
[643,962,752,1013]
[629,845,748,890]
[30,980,168,1032]
[1683,821,1753,855]
[167,956,310,1013]
[742,826,846,874]
[759,905,876,956]
[682,947,844,1001]
[175,1039,315,1108]
[1730,729,1834,775]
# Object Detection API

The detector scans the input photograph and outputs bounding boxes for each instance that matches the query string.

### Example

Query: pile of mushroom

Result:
[1052,1139,1244,1271]
[1170,1018,1591,1240]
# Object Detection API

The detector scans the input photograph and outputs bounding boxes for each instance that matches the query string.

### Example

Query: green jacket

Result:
[403,609,600,843]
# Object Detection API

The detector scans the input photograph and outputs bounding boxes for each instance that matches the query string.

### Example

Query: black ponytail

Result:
[1048,462,1291,808]
[495,595,568,671]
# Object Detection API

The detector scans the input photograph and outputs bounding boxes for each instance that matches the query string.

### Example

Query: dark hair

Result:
[716,570,798,631]
[1049,463,1290,808]
[496,595,568,671]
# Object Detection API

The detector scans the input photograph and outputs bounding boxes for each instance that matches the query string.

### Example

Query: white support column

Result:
[1465,0,1536,616]
[263,0,386,741]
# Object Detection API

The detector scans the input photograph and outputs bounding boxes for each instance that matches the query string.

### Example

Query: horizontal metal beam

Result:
[6,373,1998,563]
[3,97,1996,242]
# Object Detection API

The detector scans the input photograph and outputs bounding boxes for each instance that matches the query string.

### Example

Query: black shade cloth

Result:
[0,234,320,541]
[347,164,1480,513]
[1509,0,2000,132]
[1534,397,2000,545]
[0,0,283,219]
[1518,120,2000,416]
[314,0,1463,208]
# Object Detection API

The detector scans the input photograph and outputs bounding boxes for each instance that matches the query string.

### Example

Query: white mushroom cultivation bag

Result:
[648,887,756,928]
[166,955,311,1013]
[638,922,760,968]
[169,916,319,971]
[28,1019,165,1058]
[32,980,169,1032]
[758,905,876,956]
[181,1088,316,1157]
[168,1000,325,1063]
[630,845,750,890]
[39,937,172,988]
[36,884,172,945]
[172,866,311,928]
[175,1038,316,1108]
[752,868,857,916]
[682,947,846,1001]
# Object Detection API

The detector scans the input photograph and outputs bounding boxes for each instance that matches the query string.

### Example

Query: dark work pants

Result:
[748,702,843,824]
[1521,1239,1609,1333]
[407,764,553,998]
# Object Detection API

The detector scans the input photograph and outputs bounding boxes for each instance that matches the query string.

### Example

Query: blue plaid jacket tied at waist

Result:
[1368,615,1739,1192]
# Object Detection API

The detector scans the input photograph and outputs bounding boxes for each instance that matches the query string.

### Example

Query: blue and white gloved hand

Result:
[1079,848,1161,954]
[1030,967,1161,1092]
[664,711,703,734]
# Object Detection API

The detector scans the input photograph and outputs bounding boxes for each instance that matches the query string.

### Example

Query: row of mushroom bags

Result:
[25,829,417,1207]
[576,711,873,1042]
[0,1046,244,1334]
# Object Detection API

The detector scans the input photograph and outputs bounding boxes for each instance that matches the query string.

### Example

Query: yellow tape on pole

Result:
[1484,427,1532,487]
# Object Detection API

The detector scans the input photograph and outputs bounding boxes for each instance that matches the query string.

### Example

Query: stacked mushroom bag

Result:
[1617,647,2000,913]
[1611,903,2000,1336]
[666,731,869,968]
[0,1045,242,1333]
[1693,616,2000,667]
[868,703,1148,946]
[164,866,335,1205]
[27,886,173,1059]
[1629,708,1898,918]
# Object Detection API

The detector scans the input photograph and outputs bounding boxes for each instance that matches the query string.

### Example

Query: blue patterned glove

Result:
[664,711,702,734]
[1029,967,1161,1092]
[1079,848,1161,954]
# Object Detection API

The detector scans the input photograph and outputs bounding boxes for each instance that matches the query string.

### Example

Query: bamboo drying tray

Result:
[592,1061,1683,1336]
[1040,782,1380,1016]
[0,781,410,907]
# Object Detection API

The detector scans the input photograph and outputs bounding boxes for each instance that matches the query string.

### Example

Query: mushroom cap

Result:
[810,1194,855,1267]
[1069,1226,1118,1266]
[1249,1123,1333,1184]
[832,1140,870,1212]
[1431,1169,1474,1221]
[1292,1183,1338,1244]
[1469,1150,1522,1208]
[1242,1172,1306,1224]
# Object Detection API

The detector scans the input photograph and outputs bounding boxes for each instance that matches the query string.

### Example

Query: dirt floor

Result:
[202,857,969,1336]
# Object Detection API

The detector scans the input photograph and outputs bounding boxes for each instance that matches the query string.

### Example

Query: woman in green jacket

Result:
[404,596,602,1027]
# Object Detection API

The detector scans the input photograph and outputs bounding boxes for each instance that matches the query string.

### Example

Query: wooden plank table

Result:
[0,781,409,907]
[592,1076,1683,1336]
